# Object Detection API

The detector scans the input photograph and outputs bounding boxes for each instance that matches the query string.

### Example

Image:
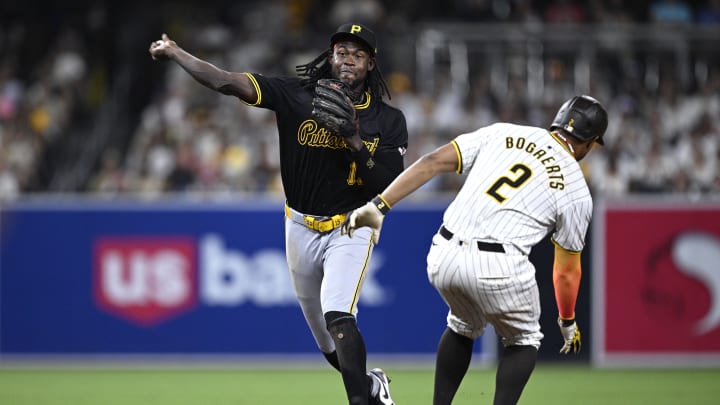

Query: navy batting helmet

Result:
[550,95,608,145]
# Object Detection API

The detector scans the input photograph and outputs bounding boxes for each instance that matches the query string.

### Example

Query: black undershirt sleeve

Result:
[352,106,408,195]
[351,146,404,193]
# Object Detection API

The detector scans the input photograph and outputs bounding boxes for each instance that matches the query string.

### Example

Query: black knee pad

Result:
[325,311,356,328]
[325,311,357,339]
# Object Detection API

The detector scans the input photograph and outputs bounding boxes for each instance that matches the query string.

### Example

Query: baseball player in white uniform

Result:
[342,95,608,405]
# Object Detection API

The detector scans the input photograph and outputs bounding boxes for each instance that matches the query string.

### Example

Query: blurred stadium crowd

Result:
[1,0,719,202]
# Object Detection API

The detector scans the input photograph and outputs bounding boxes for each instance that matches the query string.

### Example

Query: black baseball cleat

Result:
[368,368,395,405]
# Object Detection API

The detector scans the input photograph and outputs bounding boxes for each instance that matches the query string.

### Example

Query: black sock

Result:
[433,328,474,405]
[494,345,538,405]
[323,350,341,372]
[326,311,368,405]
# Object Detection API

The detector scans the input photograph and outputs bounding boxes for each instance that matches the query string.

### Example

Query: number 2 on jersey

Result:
[486,163,532,203]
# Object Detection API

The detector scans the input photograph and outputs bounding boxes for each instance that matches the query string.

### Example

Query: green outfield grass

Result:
[1,365,719,404]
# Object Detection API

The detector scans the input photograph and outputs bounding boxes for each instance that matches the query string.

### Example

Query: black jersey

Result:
[246,73,408,216]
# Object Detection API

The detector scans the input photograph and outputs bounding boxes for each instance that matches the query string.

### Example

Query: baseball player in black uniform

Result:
[150,23,407,405]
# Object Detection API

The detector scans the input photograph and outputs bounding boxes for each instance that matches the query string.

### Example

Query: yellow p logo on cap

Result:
[350,25,362,34]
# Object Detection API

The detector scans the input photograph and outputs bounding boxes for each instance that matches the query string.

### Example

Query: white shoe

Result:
[368,368,394,405]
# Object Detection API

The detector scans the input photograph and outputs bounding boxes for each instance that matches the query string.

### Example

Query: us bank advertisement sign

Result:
[593,200,720,367]
[0,199,495,361]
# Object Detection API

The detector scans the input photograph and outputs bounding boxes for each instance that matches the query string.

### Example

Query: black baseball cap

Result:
[330,23,377,56]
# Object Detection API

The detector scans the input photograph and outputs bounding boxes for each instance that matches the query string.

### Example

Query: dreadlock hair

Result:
[296,48,392,100]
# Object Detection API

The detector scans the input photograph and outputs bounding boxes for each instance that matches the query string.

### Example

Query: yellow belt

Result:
[285,204,347,233]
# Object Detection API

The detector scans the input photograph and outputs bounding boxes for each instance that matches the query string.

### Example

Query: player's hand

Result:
[343,133,364,152]
[341,196,389,245]
[149,33,177,61]
[558,317,581,354]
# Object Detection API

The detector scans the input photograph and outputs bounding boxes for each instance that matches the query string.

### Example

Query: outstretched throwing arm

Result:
[149,33,257,103]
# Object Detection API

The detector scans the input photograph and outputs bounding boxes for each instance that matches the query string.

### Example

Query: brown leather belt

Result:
[439,226,505,253]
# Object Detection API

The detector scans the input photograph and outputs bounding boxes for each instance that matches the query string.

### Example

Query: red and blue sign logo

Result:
[93,237,198,326]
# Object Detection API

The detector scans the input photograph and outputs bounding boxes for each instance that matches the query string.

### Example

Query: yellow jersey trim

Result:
[549,131,573,155]
[551,237,582,255]
[242,73,262,106]
[451,140,462,174]
[355,91,371,109]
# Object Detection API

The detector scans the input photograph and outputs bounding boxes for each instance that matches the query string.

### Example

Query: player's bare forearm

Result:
[170,49,254,100]
[381,142,458,206]
[150,33,257,102]
[552,244,582,319]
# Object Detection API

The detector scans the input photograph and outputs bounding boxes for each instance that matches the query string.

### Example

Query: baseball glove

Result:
[312,79,358,137]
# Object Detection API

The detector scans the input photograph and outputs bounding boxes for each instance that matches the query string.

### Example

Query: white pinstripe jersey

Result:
[443,122,593,255]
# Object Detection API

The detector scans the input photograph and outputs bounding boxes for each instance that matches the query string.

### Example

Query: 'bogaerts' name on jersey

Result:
[505,136,565,190]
